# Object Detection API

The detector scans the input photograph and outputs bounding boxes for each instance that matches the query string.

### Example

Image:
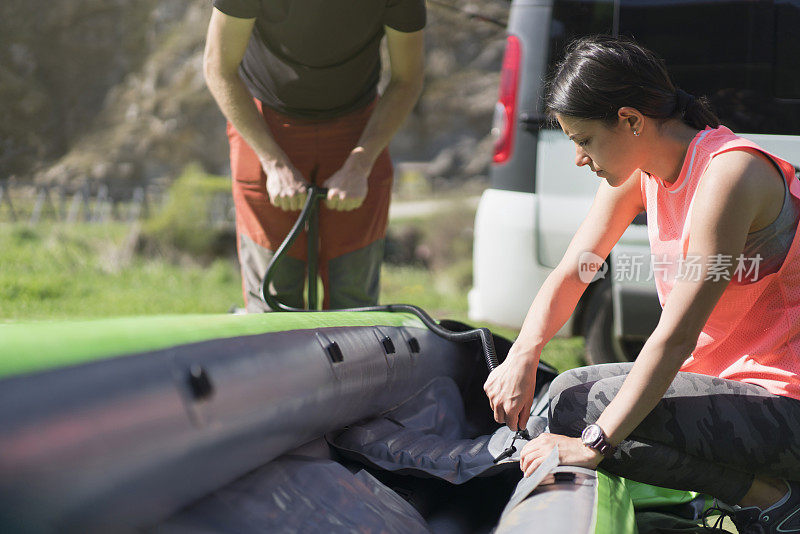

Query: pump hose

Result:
[254,185,500,372]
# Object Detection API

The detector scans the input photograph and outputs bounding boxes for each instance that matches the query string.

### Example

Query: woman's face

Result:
[556,113,644,187]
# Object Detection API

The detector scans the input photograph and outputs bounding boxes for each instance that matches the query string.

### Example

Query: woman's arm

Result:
[518,150,779,475]
[484,170,645,431]
[595,151,775,444]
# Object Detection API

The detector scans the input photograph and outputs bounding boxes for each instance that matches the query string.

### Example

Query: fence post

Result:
[58,186,68,221]
[66,190,80,223]
[29,186,59,225]
[67,186,90,223]
[29,187,44,225]
[92,184,111,222]
[130,187,145,222]
[0,182,18,222]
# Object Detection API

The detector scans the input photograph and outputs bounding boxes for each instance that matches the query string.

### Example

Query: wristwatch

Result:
[581,424,616,456]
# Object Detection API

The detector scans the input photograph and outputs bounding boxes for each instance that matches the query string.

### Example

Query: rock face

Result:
[0,0,508,193]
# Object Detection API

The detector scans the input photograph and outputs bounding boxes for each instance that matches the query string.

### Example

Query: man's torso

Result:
[213,0,425,118]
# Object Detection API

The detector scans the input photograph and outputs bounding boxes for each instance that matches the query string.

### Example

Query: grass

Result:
[0,223,241,320]
[0,220,586,372]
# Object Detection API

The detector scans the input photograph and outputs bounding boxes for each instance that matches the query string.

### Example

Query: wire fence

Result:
[0,182,236,227]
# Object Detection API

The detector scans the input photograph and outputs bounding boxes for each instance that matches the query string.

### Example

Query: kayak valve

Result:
[493,429,532,463]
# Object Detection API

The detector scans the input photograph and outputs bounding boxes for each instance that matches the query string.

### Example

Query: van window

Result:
[546,0,800,135]
[775,0,800,100]
[546,0,614,97]
[618,0,800,135]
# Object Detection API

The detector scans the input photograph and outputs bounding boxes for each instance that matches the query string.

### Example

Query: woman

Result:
[484,35,800,533]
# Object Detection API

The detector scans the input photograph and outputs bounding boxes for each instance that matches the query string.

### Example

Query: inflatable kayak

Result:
[0,311,710,533]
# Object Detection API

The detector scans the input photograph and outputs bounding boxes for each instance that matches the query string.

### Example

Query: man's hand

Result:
[483,345,540,431]
[263,158,308,211]
[322,155,370,211]
[519,434,603,477]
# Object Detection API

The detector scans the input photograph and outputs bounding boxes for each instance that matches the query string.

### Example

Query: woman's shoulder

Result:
[697,125,762,158]
[702,146,785,230]
[700,126,780,186]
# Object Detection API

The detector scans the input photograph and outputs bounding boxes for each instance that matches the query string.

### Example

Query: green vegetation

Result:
[0,169,586,372]
[0,223,241,320]
[0,222,585,371]
[140,164,235,260]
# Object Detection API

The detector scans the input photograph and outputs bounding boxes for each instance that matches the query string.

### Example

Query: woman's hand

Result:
[483,346,540,431]
[519,433,603,477]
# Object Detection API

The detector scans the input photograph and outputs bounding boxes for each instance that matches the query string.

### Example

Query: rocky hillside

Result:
[0,0,509,195]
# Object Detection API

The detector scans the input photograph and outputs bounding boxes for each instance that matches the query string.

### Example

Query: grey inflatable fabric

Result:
[496,465,600,533]
[153,375,552,533]
[329,376,550,484]
[152,455,431,534]
[0,324,478,533]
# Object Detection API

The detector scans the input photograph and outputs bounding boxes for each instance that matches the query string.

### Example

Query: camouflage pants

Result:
[548,363,800,505]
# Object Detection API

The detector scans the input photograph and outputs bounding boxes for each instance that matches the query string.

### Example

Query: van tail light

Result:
[492,35,521,164]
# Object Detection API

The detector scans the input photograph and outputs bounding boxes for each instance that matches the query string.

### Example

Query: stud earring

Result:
[633,130,640,136]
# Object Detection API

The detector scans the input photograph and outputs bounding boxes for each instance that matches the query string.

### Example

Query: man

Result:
[203,0,425,311]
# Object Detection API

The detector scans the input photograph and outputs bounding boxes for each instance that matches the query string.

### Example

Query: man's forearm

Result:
[204,69,287,165]
[347,76,423,171]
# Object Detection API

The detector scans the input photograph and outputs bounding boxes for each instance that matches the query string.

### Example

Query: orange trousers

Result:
[228,99,393,310]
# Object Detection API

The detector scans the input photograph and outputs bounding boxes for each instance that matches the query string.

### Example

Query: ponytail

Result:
[675,89,719,130]
[547,35,720,130]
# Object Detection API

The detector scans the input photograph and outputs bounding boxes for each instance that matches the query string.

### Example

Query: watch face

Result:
[582,425,602,444]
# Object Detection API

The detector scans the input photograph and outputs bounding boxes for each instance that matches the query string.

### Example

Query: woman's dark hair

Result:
[546,35,720,130]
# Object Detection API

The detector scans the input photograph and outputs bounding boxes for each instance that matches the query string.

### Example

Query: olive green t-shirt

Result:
[212,0,426,119]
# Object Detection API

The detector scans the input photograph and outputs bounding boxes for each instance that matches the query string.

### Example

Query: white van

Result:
[469,0,800,363]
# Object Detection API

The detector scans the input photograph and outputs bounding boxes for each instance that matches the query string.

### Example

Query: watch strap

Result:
[582,424,616,457]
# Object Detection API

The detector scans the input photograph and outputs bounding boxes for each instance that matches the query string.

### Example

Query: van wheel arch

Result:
[578,277,640,365]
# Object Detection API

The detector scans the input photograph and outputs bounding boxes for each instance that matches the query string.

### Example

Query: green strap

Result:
[594,470,639,534]
[624,478,700,509]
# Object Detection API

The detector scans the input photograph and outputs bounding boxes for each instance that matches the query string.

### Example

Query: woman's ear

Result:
[617,107,644,135]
